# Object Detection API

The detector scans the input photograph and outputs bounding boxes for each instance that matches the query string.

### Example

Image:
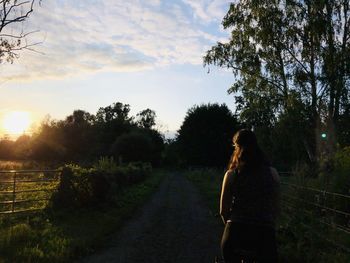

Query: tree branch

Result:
[1,0,34,29]
[222,56,286,95]
[0,29,39,39]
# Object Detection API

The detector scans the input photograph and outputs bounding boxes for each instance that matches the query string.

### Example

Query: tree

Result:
[95,102,134,156]
[0,0,41,64]
[96,102,132,123]
[111,131,153,163]
[162,138,181,167]
[0,138,14,159]
[30,119,66,161]
[111,128,164,166]
[269,93,314,170]
[177,103,240,167]
[60,110,96,161]
[204,0,350,161]
[136,108,156,129]
[13,134,31,159]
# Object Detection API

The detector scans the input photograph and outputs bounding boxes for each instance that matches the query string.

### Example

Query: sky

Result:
[0,0,235,137]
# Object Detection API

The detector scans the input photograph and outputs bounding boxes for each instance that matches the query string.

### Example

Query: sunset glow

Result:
[2,111,32,135]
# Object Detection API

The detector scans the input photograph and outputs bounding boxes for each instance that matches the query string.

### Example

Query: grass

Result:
[186,168,223,216]
[186,169,350,263]
[0,169,165,263]
[0,160,56,170]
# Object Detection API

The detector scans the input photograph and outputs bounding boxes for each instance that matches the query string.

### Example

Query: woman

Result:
[220,129,280,263]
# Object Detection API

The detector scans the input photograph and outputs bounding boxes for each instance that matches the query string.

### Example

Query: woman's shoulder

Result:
[225,169,239,177]
[224,169,237,183]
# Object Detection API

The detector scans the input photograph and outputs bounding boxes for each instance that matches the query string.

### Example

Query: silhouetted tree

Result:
[204,0,350,161]
[13,134,31,159]
[177,103,240,167]
[59,110,96,161]
[111,128,164,166]
[337,108,350,147]
[111,131,153,163]
[162,138,181,167]
[2,103,166,165]
[30,119,66,161]
[269,94,314,170]
[0,139,14,159]
[141,128,164,166]
[91,102,133,157]
[96,102,132,123]
[136,109,156,129]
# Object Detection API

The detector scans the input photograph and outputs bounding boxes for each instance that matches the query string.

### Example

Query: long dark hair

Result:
[228,129,269,172]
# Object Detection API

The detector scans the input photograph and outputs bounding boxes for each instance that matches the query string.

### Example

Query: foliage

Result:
[162,138,181,167]
[93,156,119,172]
[0,160,52,170]
[136,108,156,129]
[185,168,223,217]
[337,109,350,147]
[0,139,14,159]
[111,131,153,164]
[269,96,314,170]
[204,0,350,159]
[187,168,350,262]
[331,147,350,195]
[96,102,132,123]
[30,119,67,162]
[50,161,152,210]
[0,170,165,263]
[177,103,240,167]
[0,102,164,166]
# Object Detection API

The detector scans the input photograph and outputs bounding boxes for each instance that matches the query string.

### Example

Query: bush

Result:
[332,146,350,195]
[50,160,152,210]
[51,165,99,209]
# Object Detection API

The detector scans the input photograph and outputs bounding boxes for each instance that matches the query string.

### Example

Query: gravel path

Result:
[81,172,223,263]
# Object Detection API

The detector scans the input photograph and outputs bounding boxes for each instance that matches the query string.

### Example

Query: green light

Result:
[321,133,327,139]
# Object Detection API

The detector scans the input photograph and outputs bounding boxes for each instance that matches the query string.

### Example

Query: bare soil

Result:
[81,172,223,263]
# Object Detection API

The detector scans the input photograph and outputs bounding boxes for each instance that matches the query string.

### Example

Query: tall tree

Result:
[177,103,240,167]
[204,0,350,161]
[60,110,95,161]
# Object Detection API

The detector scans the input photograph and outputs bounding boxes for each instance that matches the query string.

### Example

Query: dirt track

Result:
[81,172,223,263]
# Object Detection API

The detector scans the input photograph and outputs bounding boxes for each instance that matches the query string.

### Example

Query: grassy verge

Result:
[0,169,165,263]
[186,169,350,263]
[186,168,223,216]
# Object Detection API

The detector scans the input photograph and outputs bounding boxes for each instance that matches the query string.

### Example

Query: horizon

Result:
[0,0,236,138]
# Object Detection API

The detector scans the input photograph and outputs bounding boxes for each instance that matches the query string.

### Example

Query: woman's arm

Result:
[220,170,233,224]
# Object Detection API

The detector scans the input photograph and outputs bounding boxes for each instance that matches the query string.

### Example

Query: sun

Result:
[2,111,32,135]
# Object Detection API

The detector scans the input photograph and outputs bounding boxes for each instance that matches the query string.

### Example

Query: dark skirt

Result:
[221,221,278,263]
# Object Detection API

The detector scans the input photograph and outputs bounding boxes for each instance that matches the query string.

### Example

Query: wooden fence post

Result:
[12,172,16,213]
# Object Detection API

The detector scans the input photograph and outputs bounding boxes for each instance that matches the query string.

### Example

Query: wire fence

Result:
[0,170,60,215]
[280,173,350,254]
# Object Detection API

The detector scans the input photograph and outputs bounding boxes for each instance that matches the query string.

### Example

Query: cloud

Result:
[181,0,231,23]
[0,0,228,81]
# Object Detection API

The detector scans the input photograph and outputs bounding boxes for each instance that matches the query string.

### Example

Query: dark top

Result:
[228,166,280,228]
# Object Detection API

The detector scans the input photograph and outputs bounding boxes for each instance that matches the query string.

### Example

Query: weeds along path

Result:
[81,172,223,263]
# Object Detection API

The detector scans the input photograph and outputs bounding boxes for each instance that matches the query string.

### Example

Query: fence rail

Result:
[0,170,60,215]
[280,173,350,253]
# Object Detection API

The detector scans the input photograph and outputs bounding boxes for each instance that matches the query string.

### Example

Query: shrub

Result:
[51,165,99,209]
[332,146,350,195]
[50,160,152,210]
